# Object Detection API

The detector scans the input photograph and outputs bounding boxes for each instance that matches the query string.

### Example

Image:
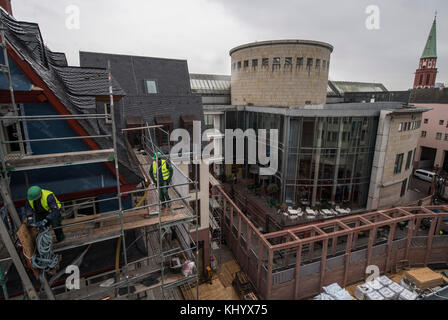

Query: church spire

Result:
[413,16,438,89]
[421,16,437,59]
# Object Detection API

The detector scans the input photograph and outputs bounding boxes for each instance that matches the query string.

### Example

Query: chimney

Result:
[0,0,12,16]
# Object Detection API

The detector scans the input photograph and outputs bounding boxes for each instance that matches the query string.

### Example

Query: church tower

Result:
[413,16,437,89]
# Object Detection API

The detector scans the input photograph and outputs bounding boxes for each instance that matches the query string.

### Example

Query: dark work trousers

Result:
[159,179,171,208]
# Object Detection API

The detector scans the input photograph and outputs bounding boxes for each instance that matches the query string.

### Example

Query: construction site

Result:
[0,1,448,302]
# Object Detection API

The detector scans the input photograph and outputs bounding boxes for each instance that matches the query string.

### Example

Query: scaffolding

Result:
[0,49,199,299]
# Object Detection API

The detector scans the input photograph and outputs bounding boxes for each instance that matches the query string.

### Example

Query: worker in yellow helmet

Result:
[149,152,173,210]
[24,186,65,242]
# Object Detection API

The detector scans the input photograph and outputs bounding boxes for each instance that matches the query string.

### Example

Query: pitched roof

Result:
[421,17,437,59]
[53,66,125,97]
[0,11,142,184]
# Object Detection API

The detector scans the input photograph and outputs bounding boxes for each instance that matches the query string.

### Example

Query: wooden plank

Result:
[6,149,114,169]
[54,208,190,251]
[16,223,39,279]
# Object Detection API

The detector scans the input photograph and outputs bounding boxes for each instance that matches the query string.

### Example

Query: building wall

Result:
[414,103,448,170]
[377,113,422,208]
[230,40,333,107]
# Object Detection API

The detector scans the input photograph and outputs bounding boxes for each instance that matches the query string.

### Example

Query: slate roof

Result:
[0,10,143,185]
[80,51,204,131]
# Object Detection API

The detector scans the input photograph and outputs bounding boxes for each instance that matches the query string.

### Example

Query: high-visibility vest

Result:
[29,189,61,212]
[152,160,170,181]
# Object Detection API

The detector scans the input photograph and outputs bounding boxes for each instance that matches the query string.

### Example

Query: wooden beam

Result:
[424,217,438,266]
[5,149,115,171]
[365,226,377,277]
[405,218,415,261]
[385,222,397,273]
[294,244,302,300]
[266,249,273,300]
[257,238,263,291]
[343,232,354,287]
[319,238,329,290]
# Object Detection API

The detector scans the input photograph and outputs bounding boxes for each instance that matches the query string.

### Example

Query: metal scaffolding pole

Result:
[0,203,38,300]
[108,60,130,299]
[0,26,25,155]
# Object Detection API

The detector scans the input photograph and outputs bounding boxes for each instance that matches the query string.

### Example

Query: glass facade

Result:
[285,116,378,209]
[225,110,378,209]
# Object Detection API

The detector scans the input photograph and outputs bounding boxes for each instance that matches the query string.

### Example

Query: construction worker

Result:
[24,186,65,242]
[149,152,173,210]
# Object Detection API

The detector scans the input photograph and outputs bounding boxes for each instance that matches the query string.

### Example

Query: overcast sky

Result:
[12,0,447,90]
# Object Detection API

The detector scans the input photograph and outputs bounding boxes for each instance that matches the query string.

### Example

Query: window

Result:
[284,57,292,66]
[436,132,442,140]
[419,74,423,85]
[440,120,444,125]
[306,58,313,67]
[421,131,427,137]
[273,57,281,65]
[394,153,404,174]
[398,122,403,132]
[405,150,412,170]
[243,60,249,68]
[145,80,158,94]
[296,57,303,67]
[204,114,214,130]
[189,163,200,192]
[104,103,112,124]
[262,58,269,67]
[445,134,448,141]
[424,118,428,124]
[252,59,258,67]
[400,179,407,197]
[316,59,321,68]
[155,116,173,147]
[237,61,241,69]
[322,60,326,70]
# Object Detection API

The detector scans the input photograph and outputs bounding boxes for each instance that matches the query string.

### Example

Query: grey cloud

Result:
[12,0,448,90]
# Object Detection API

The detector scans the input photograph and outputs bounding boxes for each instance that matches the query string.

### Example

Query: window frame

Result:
[104,103,112,124]
[394,153,404,174]
[144,79,158,94]
[405,150,412,170]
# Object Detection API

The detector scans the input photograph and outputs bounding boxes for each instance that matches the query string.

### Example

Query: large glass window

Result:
[405,150,412,170]
[394,153,404,174]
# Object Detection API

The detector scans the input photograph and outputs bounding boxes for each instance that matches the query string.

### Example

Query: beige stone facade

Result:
[229,40,333,107]
[368,111,423,209]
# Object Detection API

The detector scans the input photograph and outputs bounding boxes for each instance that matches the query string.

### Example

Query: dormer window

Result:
[145,80,158,94]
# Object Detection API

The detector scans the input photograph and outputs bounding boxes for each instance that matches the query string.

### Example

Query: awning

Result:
[180,114,198,126]
[155,115,173,125]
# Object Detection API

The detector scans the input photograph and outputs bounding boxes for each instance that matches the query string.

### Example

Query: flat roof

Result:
[229,39,334,56]
[204,103,431,117]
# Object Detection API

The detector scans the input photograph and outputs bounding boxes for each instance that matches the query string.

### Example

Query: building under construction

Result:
[0,8,204,300]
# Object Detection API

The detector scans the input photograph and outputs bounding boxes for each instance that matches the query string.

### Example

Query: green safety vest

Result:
[152,160,170,181]
[28,189,61,212]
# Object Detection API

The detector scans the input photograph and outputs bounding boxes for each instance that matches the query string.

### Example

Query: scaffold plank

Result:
[5,149,115,171]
